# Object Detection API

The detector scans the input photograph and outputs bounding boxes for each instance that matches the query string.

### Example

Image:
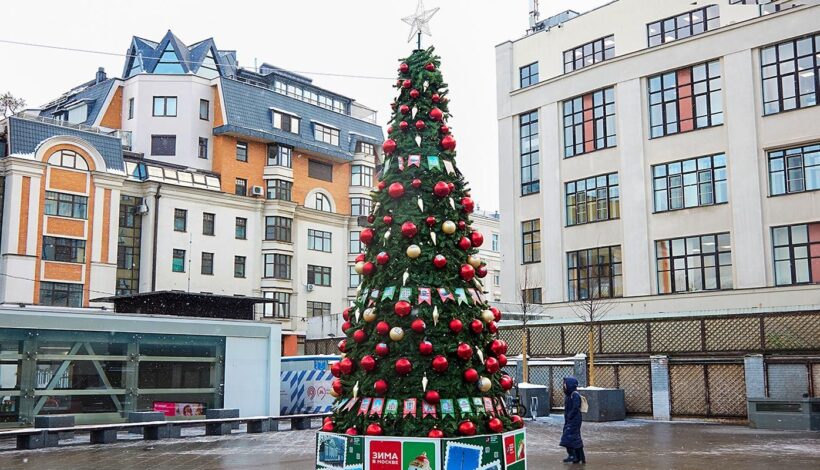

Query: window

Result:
[657,233,732,294]
[308,229,332,252]
[349,265,361,288]
[648,60,723,138]
[42,236,85,263]
[307,193,331,212]
[199,99,209,120]
[264,253,292,279]
[567,246,623,300]
[563,87,616,157]
[267,179,293,201]
[272,110,301,134]
[265,216,292,242]
[39,282,83,307]
[653,153,727,212]
[272,79,347,113]
[173,209,187,232]
[772,222,820,285]
[154,44,184,74]
[564,35,615,73]
[263,291,291,318]
[198,137,208,159]
[235,217,247,239]
[522,288,542,304]
[494,271,501,287]
[117,195,142,296]
[356,141,375,155]
[128,98,134,120]
[307,265,332,286]
[349,231,363,253]
[235,178,247,196]
[234,256,246,278]
[44,191,88,219]
[309,159,333,182]
[351,165,373,187]
[520,62,539,88]
[267,144,292,167]
[151,135,176,156]
[314,124,340,146]
[522,219,541,264]
[172,249,186,273]
[152,96,177,116]
[202,213,215,236]
[762,33,820,115]
[236,142,248,162]
[566,173,620,226]
[201,252,214,275]
[769,143,820,195]
[350,197,371,216]
[198,49,220,79]
[520,110,540,195]
[647,5,720,47]
[306,301,331,317]
[492,233,500,252]
[47,150,89,171]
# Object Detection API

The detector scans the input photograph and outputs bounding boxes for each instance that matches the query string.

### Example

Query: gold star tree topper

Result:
[402,0,440,48]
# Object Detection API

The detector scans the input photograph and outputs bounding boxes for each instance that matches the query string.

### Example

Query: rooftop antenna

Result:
[529,0,541,30]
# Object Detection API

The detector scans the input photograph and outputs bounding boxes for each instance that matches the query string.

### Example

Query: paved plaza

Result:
[0,417,818,470]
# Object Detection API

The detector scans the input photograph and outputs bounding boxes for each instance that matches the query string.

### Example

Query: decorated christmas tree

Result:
[323,44,523,439]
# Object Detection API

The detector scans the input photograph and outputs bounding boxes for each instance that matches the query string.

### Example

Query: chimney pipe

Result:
[96,67,107,84]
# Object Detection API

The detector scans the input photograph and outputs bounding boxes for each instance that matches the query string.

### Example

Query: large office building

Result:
[495,1,819,319]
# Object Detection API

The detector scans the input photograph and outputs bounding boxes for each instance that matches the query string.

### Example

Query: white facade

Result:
[496,1,820,321]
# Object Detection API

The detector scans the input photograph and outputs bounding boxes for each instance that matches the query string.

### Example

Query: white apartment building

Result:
[495,1,820,320]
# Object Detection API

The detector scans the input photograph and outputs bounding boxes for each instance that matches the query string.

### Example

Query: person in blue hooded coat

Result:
[559,376,586,464]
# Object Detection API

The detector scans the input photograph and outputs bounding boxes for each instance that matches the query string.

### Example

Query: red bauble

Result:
[376,321,390,336]
[499,340,509,354]
[511,415,524,428]
[463,368,479,383]
[425,390,441,404]
[433,181,451,198]
[441,135,456,151]
[415,120,426,130]
[399,62,410,73]
[400,104,410,115]
[339,357,354,375]
[485,357,500,374]
[431,355,449,373]
[330,362,341,378]
[374,379,388,395]
[449,319,463,333]
[431,93,440,103]
[362,262,376,276]
[410,88,420,99]
[411,319,426,333]
[388,182,405,199]
[341,321,352,332]
[395,358,412,375]
[425,216,437,227]
[355,253,366,263]
[360,355,376,372]
[425,63,436,71]
[375,342,389,357]
[490,306,501,322]
[500,375,514,391]
[401,221,418,238]
[360,228,375,245]
[458,220,467,230]
[332,379,343,394]
[394,300,412,317]
[476,265,488,278]
[382,139,397,154]
[428,428,444,438]
[433,255,447,269]
[490,340,505,356]
[346,427,359,436]
[418,340,433,355]
[338,339,347,353]
[387,126,393,134]
[411,178,422,189]
[383,215,393,225]
[399,120,409,131]
[456,343,472,360]
[488,322,498,334]
[342,307,351,321]
[429,107,443,121]
[353,329,367,343]
[376,251,390,265]
[470,231,484,247]
[460,264,475,281]
[488,417,504,434]
[470,320,484,334]
[322,421,335,432]
[461,197,475,213]
[458,420,477,436]
[458,237,472,251]
[366,423,383,436]
[447,182,455,192]
[377,181,386,191]
[498,354,508,367]
[440,124,450,134]
[402,79,412,89]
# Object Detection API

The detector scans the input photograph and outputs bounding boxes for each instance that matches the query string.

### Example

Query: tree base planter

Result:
[315,429,527,469]
[578,388,626,422]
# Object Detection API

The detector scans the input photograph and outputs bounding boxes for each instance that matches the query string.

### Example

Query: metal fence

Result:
[668,360,747,418]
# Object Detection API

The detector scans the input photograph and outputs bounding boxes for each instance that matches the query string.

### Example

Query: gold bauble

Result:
[406,244,422,259]
[389,326,405,342]
[329,388,339,398]
[467,255,482,268]
[477,377,492,392]
[363,308,377,323]
[354,261,366,274]
[442,220,456,234]
[481,309,495,324]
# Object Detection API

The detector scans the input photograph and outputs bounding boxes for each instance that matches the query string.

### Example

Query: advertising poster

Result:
[502,430,527,470]
[152,401,205,417]
[441,434,504,470]
[364,436,441,470]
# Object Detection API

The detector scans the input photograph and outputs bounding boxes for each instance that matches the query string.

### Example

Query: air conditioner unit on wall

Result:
[306,284,315,292]
[251,186,265,196]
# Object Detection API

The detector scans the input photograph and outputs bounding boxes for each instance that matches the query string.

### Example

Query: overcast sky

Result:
[1,0,607,212]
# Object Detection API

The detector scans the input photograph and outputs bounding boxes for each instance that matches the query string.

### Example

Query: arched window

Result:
[314,192,333,212]
[48,150,89,171]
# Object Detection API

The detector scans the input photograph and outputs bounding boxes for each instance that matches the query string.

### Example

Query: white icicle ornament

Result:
[449,197,455,210]
[403,269,410,286]
[417,196,424,212]
[432,306,439,325]
[353,381,360,398]
[422,374,428,391]
[430,232,437,245]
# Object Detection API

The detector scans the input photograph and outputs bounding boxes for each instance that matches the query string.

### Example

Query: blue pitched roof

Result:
[217,78,382,161]
[39,79,115,127]
[7,116,124,172]
[123,31,235,78]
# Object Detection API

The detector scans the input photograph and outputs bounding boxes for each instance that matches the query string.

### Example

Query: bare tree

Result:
[511,266,547,383]
[0,92,26,118]
[567,282,616,387]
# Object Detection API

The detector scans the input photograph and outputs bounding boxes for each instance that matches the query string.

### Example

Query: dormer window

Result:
[154,43,185,74]
[272,109,300,134]
[197,50,220,79]
[314,123,340,146]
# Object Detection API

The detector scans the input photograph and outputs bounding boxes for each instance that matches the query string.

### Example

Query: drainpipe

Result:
[151,184,162,291]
